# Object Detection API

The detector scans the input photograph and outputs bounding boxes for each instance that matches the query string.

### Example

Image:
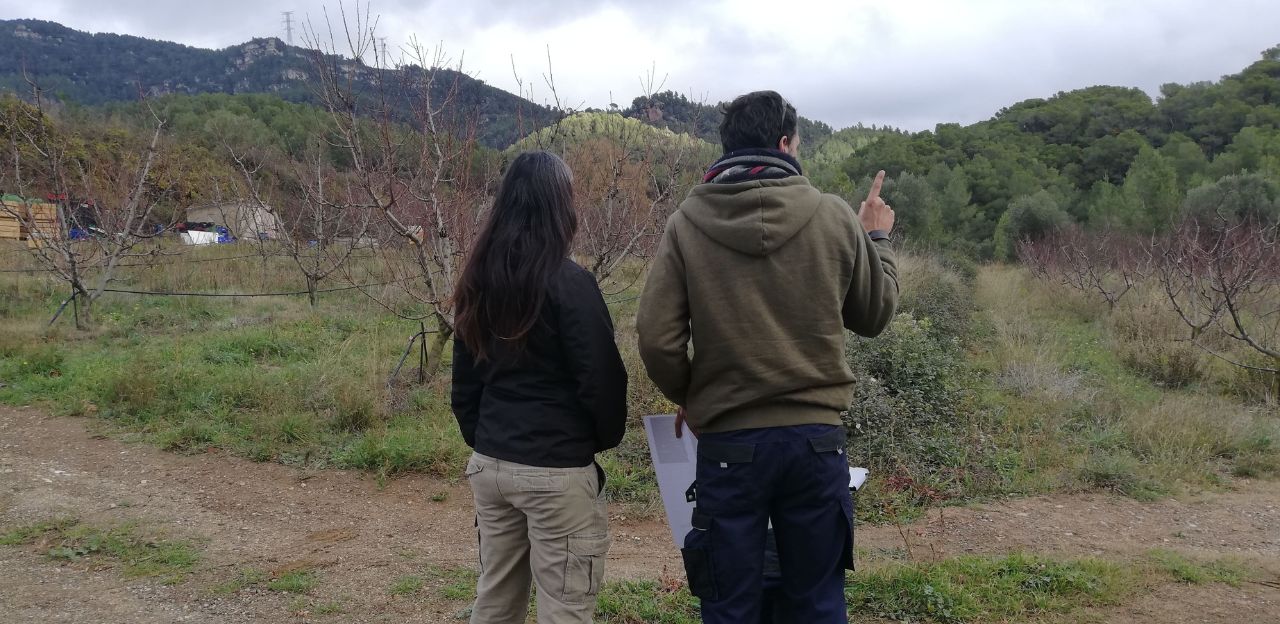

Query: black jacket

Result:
[451,260,628,468]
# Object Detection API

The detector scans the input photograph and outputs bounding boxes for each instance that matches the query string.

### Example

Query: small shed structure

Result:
[185,202,283,240]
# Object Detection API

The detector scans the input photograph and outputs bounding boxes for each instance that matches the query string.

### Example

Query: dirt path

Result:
[1,406,1278,623]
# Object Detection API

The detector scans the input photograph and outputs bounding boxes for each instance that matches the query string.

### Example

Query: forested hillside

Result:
[619,90,903,163]
[831,46,1280,257]
[0,19,553,147]
[0,19,883,159]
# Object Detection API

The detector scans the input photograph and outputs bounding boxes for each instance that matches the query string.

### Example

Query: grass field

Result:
[1,240,1276,519]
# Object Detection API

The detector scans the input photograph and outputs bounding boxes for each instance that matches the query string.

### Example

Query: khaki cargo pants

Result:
[465,452,610,624]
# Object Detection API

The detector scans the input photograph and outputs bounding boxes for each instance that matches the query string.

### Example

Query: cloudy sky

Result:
[3,0,1278,130]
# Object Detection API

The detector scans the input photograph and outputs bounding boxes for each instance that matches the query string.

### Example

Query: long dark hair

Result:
[453,151,577,362]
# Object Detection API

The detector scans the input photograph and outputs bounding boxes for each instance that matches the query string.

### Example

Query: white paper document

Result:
[643,414,699,545]
[642,414,871,547]
[849,466,868,490]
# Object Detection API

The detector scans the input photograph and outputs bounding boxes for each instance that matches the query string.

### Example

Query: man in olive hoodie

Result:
[637,90,899,623]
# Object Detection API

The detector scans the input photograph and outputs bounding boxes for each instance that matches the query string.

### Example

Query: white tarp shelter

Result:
[186,202,283,240]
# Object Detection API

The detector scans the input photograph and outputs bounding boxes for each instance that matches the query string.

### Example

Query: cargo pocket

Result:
[809,428,856,571]
[680,509,718,601]
[464,457,483,479]
[563,531,610,603]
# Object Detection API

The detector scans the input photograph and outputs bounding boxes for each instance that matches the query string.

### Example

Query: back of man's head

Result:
[718,90,798,154]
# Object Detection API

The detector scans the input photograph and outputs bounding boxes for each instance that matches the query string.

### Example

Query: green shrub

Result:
[994,190,1070,260]
[845,314,969,481]
[896,255,974,341]
[1183,173,1280,224]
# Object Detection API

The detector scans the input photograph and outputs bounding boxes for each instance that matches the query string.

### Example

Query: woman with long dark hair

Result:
[452,151,628,623]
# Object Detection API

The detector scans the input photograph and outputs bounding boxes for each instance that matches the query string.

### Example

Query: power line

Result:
[0,252,278,273]
[0,249,384,273]
[99,277,414,298]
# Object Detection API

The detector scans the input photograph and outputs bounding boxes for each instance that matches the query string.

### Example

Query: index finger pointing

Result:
[867,170,885,202]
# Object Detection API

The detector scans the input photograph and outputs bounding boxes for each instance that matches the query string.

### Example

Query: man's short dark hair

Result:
[718,90,798,153]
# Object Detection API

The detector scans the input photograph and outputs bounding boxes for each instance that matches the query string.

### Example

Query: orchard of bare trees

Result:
[1020,212,1280,397]
[0,8,707,385]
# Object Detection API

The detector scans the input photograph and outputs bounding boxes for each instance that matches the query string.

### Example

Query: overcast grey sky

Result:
[3,0,1277,130]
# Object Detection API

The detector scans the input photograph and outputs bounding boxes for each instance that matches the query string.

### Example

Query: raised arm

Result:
[843,171,900,336]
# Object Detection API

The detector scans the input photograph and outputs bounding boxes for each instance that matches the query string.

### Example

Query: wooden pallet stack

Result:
[0,211,19,241]
[0,198,61,248]
[23,202,59,248]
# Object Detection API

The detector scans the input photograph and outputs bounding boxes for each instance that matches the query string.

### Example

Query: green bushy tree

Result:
[1123,145,1182,230]
[994,190,1070,260]
[1183,173,1280,224]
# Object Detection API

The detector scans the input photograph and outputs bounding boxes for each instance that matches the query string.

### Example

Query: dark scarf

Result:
[703,148,803,184]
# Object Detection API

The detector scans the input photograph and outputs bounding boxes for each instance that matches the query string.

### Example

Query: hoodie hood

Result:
[679,176,823,257]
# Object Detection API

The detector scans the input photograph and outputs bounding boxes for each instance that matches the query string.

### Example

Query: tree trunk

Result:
[74,288,93,331]
[424,327,453,380]
[306,275,318,308]
[1273,359,1280,403]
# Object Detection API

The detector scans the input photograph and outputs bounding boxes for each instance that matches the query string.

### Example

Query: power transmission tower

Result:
[281,11,295,45]
[379,37,388,66]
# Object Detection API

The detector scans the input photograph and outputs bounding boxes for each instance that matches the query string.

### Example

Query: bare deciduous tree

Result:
[1157,216,1280,396]
[296,5,711,379]
[0,86,177,329]
[221,134,375,307]
[300,7,496,378]
[539,70,711,295]
[567,126,703,295]
[1018,227,1150,311]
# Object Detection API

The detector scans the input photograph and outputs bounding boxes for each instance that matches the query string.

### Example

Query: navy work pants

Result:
[681,424,854,624]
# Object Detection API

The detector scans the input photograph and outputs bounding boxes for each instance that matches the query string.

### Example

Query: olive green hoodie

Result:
[636,175,899,434]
